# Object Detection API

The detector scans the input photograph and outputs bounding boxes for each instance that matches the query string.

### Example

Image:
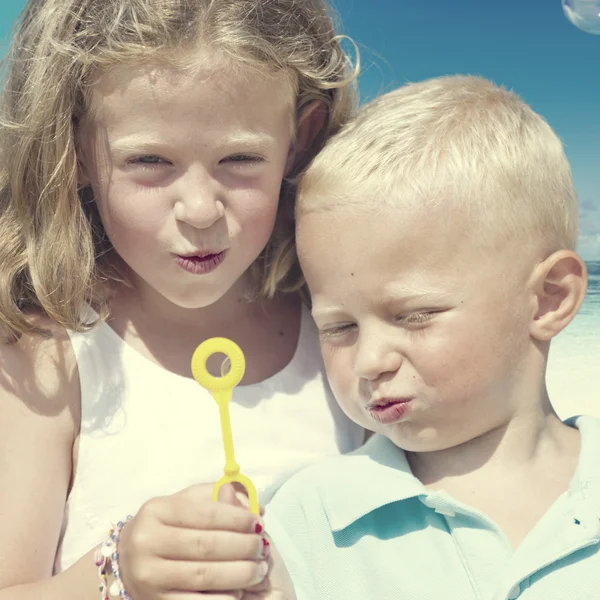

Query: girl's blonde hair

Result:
[0,0,357,341]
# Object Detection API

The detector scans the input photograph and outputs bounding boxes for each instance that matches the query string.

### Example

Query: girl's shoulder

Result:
[0,313,80,435]
[0,315,81,586]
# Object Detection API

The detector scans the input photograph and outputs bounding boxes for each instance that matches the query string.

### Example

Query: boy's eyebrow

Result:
[380,289,452,303]
[311,290,452,319]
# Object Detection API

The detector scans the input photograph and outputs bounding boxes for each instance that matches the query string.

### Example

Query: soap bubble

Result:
[562,0,600,35]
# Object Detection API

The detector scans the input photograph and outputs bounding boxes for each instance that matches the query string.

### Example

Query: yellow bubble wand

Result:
[191,338,260,515]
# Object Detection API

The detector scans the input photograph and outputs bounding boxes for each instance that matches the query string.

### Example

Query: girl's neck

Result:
[112,271,256,330]
[105,276,302,384]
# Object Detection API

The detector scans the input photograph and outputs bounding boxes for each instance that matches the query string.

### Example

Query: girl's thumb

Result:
[216,483,246,507]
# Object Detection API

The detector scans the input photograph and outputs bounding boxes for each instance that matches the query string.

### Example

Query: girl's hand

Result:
[117,483,270,600]
[242,539,297,600]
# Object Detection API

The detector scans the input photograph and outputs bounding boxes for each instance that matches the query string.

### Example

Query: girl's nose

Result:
[175,171,225,229]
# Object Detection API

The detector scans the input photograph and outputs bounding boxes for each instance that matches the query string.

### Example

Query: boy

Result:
[263,76,599,600]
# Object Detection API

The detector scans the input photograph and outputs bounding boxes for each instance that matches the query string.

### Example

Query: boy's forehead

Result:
[297,201,533,288]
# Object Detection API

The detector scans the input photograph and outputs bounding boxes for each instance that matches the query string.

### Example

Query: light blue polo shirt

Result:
[265,416,600,600]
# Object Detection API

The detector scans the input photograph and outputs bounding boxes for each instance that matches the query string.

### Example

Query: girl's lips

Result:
[368,398,413,424]
[175,251,225,274]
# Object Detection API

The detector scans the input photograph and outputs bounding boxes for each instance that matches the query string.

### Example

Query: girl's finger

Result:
[169,592,242,599]
[158,559,270,592]
[154,530,268,562]
[145,494,261,534]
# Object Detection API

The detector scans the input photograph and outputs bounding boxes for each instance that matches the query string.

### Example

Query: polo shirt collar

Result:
[321,415,600,532]
[320,433,426,532]
[566,415,600,515]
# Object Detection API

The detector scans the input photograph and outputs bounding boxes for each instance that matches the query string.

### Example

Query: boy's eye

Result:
[318,323,357,339]
[396,312,436,326]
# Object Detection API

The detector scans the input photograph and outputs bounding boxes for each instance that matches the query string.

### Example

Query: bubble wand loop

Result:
[191,338,260,515]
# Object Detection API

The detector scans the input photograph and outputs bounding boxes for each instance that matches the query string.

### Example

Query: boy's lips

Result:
[367,397,413,424]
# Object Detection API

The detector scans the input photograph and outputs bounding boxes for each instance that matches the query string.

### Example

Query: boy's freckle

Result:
[279,330,284,337]
[350,272,354,276]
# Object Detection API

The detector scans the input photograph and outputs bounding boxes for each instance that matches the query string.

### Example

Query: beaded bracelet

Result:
[96,515,133,600]
[94,545,109,600]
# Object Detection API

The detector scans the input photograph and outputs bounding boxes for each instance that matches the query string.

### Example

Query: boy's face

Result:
[297,201,538,452]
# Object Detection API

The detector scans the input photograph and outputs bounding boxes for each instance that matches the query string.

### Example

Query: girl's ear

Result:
[76,134,92,188]
[77,161,91,188]
[285,100,327,175]
[529,250,587,342]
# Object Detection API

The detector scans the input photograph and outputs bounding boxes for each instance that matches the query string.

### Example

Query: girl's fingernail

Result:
[253,520,263,534]
[261,537,271,559]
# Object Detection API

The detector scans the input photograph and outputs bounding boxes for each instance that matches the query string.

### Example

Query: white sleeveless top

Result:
[54,306,364,572]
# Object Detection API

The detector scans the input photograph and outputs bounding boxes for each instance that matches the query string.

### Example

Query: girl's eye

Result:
[223,154,263,163]
[129,155,169,166]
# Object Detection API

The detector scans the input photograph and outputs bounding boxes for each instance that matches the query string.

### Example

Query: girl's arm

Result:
[0,326,272,600]
[0,327,85,599]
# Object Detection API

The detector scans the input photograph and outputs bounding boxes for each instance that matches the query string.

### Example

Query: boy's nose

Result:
[354,335,402,381]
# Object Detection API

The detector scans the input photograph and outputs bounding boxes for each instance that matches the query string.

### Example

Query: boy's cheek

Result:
[322,352,352,392]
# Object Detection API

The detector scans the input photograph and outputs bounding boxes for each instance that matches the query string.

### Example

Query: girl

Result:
[0,1,363,599]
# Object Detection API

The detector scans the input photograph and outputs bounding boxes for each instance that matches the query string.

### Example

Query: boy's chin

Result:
[379,427,464,454]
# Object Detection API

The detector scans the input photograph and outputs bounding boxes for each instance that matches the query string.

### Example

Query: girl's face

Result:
[79,54,295,311]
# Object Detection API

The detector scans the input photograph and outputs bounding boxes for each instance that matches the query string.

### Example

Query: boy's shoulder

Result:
[266,433,425,529]
[268,415,600,520]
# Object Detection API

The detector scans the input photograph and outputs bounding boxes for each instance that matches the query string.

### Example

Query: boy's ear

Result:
[285,100,327,175]
[530,250,587,342]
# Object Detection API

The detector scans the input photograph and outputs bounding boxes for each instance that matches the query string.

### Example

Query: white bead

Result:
[109,580,121,596]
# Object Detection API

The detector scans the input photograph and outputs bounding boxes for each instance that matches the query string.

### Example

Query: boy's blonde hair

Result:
[0,0,357,340]
[298,75,578,256]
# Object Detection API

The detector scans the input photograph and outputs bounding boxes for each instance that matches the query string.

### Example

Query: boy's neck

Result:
[406,404,580,488]
[405,404,581,549]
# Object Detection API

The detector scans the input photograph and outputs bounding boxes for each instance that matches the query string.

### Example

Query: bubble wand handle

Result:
[213,389,240,475]
[191,338,260,515]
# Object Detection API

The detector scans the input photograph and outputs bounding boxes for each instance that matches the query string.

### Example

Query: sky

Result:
[1,0,599,258]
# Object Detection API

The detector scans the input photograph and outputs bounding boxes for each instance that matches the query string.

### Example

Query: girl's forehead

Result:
[80,58,297,147]
[86,49,296,119]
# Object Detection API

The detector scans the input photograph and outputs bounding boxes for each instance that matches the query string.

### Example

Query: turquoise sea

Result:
[548,261,600,418]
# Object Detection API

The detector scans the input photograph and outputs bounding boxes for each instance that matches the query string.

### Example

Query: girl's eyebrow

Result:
[110,132,277,156]
[109,136,166,155]
[219,132,277,148]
